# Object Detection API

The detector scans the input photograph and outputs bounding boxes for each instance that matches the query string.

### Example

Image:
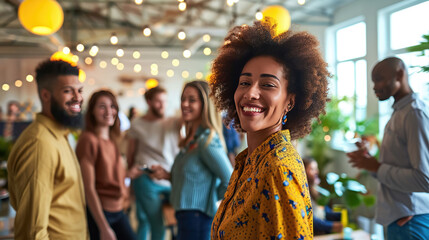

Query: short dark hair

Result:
[35,59,79,94]
[209,21,330,140]
[144,86,166,101]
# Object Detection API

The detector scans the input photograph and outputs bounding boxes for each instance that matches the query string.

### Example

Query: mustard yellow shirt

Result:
[211,130,313,240]
[8,113,88,240]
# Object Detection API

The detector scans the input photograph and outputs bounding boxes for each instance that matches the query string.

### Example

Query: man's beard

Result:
[51,96,83,129]
[151,107,164,118]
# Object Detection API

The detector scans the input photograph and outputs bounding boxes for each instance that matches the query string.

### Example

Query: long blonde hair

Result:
[180,80,225,150]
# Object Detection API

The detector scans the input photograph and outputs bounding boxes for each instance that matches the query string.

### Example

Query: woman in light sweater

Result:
[76,90,136,240]
[151,80,233,240]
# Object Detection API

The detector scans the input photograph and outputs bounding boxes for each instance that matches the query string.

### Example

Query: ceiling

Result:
[0,0,356,59]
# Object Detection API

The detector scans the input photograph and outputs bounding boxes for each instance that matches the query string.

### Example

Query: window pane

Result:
[396,52,429,104]
[355,60,367,121]
[336,22,366,61]
[336,61,355,116]
[390,1,429,50]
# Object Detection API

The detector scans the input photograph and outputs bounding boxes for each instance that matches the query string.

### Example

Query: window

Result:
[379,0,429,134]
[334,21,367,123]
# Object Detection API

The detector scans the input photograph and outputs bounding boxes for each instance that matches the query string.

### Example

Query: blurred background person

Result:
[209,22,329,239]
[152,80,233,240]
[76,90,136,240]
[303,157,343,235]
[126,86,182,240]
[128,106,138,121]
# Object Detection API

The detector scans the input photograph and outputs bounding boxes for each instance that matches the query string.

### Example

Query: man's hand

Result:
[347,143,381,173]
[397,216,413,227]
[331,222,343,233]
[150,165,171,180]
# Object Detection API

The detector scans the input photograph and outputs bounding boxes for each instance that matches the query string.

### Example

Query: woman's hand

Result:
[100,226,117,240]
[150,165,171,180]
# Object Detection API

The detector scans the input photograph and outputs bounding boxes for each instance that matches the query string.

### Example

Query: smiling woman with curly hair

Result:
[209,21,329,240]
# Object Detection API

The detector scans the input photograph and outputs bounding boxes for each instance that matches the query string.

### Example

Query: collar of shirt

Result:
[235,129,291,170]
[36,113,70,138]
[392,93,416,111]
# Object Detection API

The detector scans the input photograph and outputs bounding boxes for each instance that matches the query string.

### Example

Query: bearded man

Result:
[8,60,88,240]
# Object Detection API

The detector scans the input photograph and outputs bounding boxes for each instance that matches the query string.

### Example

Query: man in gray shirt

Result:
[348,57,429,239]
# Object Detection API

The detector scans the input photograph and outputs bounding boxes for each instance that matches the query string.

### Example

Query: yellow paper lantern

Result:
[262,5,291,36]
[50,51,78,66]
[146,78,159,89]
[18,0,64,36]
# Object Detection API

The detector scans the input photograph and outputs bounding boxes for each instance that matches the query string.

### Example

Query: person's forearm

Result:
[86,187,110,231]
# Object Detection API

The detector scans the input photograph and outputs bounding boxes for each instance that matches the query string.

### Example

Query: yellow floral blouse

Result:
[211,130,313,240]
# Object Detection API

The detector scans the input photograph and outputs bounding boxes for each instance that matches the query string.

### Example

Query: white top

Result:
[128,116,181,186]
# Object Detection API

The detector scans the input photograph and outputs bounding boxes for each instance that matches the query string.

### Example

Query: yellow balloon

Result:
[146,78,159,89]
[18,0,64,36]
[78,69,86,83]
[262,5,291,36]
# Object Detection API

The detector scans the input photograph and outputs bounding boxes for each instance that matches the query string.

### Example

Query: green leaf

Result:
[343,190,363,209]
[326,172,340,185]
[363,195,376,207]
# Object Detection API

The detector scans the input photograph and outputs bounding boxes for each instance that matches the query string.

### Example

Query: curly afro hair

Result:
[209,21,330,140]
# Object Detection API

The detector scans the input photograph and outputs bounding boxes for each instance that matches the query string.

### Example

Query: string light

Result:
[116,48,124,57]
[2,84,10,91]
[167,69,174,77]
[117,63,124,70]
[26,74,34,82]
[203,47,212,55]
[143,26,151,37]
[255,9,263,20]
[172,59,180,67]
[133,51,141,59]
[298,0,306,5]
[161,51,169,59]
[99,61,107,68]
[62,47,70,54]
[196,72,203,79]
[135,0,143,5]
[110,33,118,45]
[183,49,191,58]
[178,2,186,11]
[134,64,142,73]
[182,71,189,78]
[76,44,84,52]
[84,57,92,65]
[202,34,211,42]
[15,80,23,87]
[178,30,186,40]
[111,57,119,65]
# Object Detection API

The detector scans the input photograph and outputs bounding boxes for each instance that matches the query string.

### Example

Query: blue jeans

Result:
[387,214,429,240]
[87,208,136,240]
[176,210,213,240]
[133,174,171,240]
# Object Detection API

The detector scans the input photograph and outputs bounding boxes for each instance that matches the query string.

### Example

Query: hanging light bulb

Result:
[143,26,151,37]
[183,49,191,58]
[178,30,186,40]
[62,46,70,54]
[161,51,169,59]
[178,1,186,11]
[255,9,263,20]
[203,47,212,55]
[226,0,234,7]
[135,0,143,5]
[202,34,211,42]
[76,43,84,52]
[110,33,118,45]
[298,0,306,5]
[116,48,124,57]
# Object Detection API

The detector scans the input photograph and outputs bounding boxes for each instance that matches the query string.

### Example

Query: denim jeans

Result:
[87,208,136,240]
[133,174,171,240]
[176,210,213,240]
[387,214,429,240]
